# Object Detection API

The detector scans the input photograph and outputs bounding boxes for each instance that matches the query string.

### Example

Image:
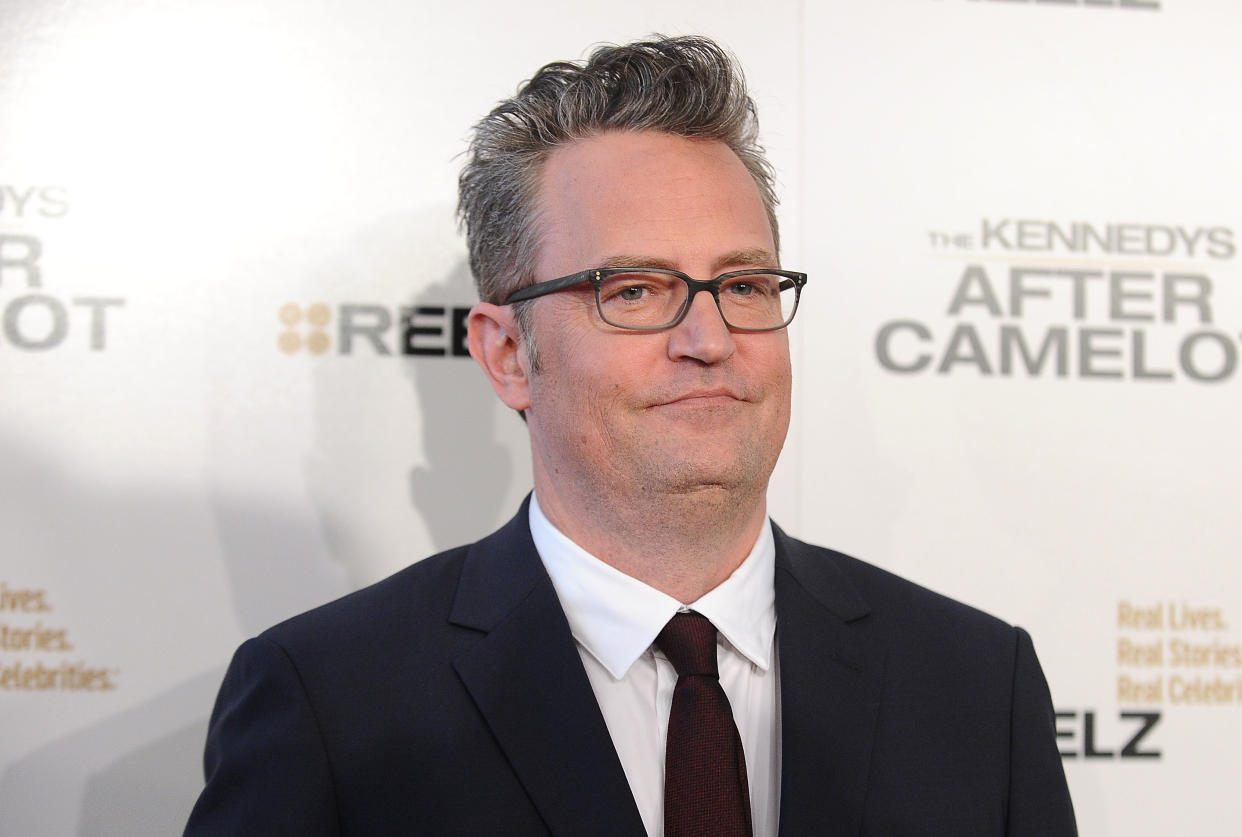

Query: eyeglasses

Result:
[502,267,807,332]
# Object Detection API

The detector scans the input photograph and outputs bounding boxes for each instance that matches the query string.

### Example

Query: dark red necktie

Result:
[657,611,753,837]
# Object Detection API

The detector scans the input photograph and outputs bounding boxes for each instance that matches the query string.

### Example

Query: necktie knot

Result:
[656,611,719,678]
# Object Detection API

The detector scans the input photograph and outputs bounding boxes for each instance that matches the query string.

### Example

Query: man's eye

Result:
[725,280,772,299]
[600,279,664,304]
[722,275,779,299]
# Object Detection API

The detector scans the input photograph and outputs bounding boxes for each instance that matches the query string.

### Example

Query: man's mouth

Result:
[653,387,745,407]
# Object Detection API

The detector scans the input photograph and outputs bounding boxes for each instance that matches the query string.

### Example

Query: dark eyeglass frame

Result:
[502,267,808,332]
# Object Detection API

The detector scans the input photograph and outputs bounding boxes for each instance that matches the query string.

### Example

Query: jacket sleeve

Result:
[183,637,341,837]
[1006,626,1078,837]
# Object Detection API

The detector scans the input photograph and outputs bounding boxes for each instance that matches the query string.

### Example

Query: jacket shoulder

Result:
[259,544,471,649]
[776,530,1021,660]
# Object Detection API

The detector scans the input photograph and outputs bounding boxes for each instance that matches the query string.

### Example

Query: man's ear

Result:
[467,302,532,413]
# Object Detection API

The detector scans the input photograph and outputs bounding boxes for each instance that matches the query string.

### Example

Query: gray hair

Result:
[457,34,780,322]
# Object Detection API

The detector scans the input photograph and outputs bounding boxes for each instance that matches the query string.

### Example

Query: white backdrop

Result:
[1,1,1238,834]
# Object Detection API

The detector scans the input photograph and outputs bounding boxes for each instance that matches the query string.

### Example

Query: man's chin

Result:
[634,450,770,498]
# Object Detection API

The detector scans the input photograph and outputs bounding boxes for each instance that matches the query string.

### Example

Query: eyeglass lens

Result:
[595,272,797,330]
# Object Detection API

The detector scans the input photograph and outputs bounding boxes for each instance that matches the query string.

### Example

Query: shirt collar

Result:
[529,492,776,680]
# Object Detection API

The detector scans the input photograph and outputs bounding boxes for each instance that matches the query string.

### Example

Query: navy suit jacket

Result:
[185,499,1076,836]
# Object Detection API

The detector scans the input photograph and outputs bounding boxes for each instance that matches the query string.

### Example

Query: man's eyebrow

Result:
[597,255,679,271]
[596,249,779,273]
[715,248,779,271]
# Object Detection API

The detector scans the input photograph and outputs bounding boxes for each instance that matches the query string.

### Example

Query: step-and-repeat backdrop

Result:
[2,1,1238,834]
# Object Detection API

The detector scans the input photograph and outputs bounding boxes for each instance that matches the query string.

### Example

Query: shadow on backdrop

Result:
[301,210,528,580]
[405,258,517,549]
[1,210,530,836]
[0,425,346,836]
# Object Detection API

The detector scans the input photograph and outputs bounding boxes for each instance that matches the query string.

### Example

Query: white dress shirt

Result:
[529,493,780,837]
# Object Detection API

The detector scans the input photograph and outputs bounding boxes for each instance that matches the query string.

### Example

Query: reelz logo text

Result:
[876,219,1239,383]
[278,302,471,357]
[1055,708,1161,760]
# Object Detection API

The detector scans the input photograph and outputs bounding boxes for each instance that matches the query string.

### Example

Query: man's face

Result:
[520,130,792,507]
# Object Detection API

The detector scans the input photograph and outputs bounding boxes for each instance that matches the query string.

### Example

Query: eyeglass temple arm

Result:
[502,270,597,305]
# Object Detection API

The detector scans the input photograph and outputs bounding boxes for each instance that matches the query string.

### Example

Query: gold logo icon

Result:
[278,303,331,355]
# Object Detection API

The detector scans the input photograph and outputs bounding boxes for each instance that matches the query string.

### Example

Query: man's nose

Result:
[666,288,735,363]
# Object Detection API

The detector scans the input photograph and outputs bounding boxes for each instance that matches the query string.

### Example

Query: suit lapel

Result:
[774,527,883,837]
[449,500,646,837]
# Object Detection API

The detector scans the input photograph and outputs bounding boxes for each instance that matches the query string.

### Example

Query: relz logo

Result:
[0,235,124,351]
[278,302,472,358]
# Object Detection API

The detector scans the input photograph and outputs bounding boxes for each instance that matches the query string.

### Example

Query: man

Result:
[185,36,1076,836]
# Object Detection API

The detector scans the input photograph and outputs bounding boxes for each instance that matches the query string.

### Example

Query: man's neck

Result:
[532,479,769,604]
